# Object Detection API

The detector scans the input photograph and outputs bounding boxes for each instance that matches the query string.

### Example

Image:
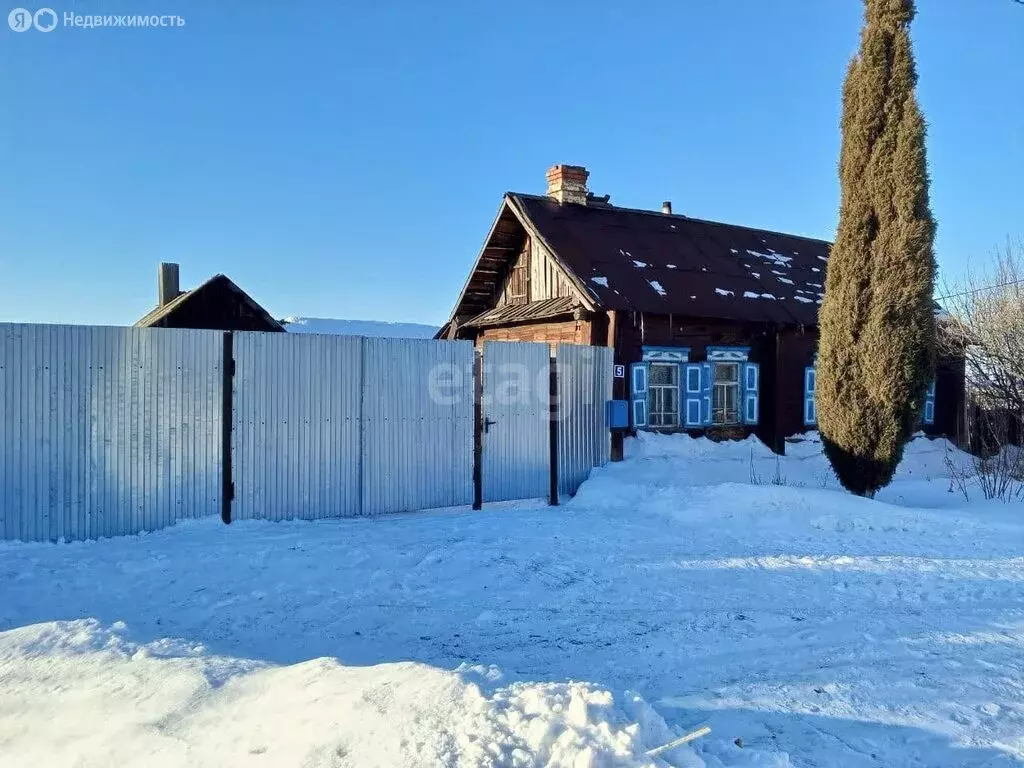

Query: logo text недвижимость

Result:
[8,8,185,31]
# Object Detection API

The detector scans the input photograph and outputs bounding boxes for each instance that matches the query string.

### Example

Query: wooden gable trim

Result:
[444,195,598,328]
[443,198,518,326]
[505,195,598,312]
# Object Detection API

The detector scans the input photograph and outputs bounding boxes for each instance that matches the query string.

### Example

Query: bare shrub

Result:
[749,449,763,486]
[977,446,1024,501]
[943,435,1024,502]
[770,455,787,486]
[750,451,789,487]
[944,443,973,502]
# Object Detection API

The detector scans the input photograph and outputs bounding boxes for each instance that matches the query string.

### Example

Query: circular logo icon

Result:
[34,7,57,31]
[8,7,33,31]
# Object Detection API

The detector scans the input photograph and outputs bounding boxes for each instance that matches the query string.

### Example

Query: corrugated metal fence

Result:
[231,332,363,521]
[361,337,475,514]
[0,324,223,542]
[0,326,611,542]
[557,344,614,496]
[231,334,475,520]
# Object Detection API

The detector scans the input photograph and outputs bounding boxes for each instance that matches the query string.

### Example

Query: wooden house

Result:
[438,165,965,452]
[135,263,284,333]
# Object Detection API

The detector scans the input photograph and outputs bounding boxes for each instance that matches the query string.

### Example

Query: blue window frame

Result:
[804,366,816,426]
[743,362,760,424]
[703,348,758,426]
[630,363,649,427]
[923,380,936,425]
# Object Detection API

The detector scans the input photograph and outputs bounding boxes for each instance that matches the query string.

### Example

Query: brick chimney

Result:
[546,164,589,205]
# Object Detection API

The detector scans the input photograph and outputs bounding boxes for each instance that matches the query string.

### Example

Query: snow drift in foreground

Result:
[0,620,728,768]
[281,316,438,338]
[3,432,1024,766]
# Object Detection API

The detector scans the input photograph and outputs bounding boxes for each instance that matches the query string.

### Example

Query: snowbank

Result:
[0,619,717,768]
[616,430,975,492]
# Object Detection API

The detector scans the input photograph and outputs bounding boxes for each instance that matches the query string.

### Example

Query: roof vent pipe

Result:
[662,201,672,215]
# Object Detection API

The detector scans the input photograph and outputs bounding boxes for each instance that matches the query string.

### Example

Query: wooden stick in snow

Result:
[645,725,712,757]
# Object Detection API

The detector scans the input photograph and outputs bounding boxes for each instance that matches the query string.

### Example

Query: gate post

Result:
[221,331,234,524]
[549,355,559,506]
[472,349,483,510]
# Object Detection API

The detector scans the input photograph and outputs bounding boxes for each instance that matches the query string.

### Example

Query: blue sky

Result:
[1,1,1021,326]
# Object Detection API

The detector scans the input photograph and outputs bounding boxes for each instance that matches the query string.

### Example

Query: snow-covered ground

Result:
[3,434,1024,766]
[281,316,438,338]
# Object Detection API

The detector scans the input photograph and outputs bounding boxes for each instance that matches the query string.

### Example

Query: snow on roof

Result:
[794,296,813,304]
[591,276,609,288]
[649,280,667,297]
[504,194,835,325]
[743,291,760,299]
[748,249,794,267]
[282,317,439,339]
[715,288,734,297]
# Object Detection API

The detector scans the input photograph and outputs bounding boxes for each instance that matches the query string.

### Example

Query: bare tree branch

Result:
[940,238,1024,453]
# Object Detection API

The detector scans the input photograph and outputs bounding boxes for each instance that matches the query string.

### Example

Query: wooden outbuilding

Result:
[438,165,965,452]
[135,263,284,333]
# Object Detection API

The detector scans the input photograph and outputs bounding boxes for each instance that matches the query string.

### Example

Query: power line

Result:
[935,277,1024,303]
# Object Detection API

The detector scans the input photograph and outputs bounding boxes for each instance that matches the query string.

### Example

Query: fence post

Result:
[221,331,234,524]
[472,349,483,510]
[358,336,366,517]
[549,355,559,506]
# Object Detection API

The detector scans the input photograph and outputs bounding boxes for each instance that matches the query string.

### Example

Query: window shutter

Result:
[923,379,936,425]
[743,362,760,425]
[700,362,713,426]
[683,363,703,427]
[630,362,649,428]
[804,367,816,426]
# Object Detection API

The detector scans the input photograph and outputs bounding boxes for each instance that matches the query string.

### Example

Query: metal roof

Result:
[463,296,578,329]
[509,194,833,326]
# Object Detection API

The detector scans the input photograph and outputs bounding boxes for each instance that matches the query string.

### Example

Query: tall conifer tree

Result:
[817,0,937,497]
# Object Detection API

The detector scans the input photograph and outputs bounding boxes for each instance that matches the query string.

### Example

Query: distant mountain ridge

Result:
[280,317,439,339]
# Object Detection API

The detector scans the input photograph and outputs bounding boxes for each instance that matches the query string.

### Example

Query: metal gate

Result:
[481,341,551,502]
[231,332,362,521]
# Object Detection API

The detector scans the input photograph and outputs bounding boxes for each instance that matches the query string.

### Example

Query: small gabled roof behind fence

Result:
[136,274,285,332]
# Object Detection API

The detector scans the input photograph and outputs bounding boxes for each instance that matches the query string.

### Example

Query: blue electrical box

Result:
[605,399,629,430]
